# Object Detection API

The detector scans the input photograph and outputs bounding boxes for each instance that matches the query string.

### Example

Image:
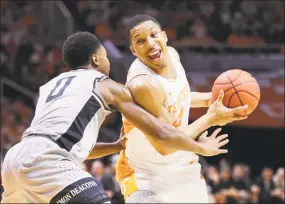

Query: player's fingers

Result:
[217,134,228,142]
[200,131,208,138]
[120,126,125,136]
[210,128,222,138]
[218,149,228,154]
[219,139,229,147]
[232,105,248,114]
[217,90,224,102]
[233,115,248,121]
[117,150,127,164]
[120,136,128,149]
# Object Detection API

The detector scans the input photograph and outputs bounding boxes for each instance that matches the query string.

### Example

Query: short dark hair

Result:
[125,14,161,43]
[62,31,102,68]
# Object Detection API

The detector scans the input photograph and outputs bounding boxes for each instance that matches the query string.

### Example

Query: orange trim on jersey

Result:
[115,120,137,199]
[123,119,135,135]
[121,172,138,199]
[115,150,138,199]
[115,150,133,184]
[189,153,199,165]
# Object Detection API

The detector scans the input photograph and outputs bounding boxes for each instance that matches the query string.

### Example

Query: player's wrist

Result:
[205,92,212,107]
[114,141,124,151]
[195,141,208,156]
[203,112,214,128]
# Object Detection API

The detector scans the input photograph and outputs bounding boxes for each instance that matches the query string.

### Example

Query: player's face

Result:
[130,21,168,71]
[92,45,110,76]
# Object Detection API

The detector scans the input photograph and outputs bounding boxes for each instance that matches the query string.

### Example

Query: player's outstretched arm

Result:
[97,79,226,156]
[87,136,127,160]
[191,92,212,108]
[178,90,248,141]
[127,76,248,151]
[127,75,218,154]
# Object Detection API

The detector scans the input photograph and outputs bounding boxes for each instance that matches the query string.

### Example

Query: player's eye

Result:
[137,39,144,44]
[151,33,158,38]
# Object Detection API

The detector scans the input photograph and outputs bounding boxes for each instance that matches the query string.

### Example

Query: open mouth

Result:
[148,50,161,62]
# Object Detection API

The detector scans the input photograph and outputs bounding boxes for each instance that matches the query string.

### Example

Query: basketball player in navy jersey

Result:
[1,32,243,203]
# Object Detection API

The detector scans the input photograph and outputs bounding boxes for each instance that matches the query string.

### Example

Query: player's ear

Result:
[162,31,168,43]
[91,53,99,67]
[130,45,137,57]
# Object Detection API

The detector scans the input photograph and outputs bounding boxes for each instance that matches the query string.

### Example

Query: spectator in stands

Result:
[242,164,253,189]
[90,160,105,183]
[90,160,116,199]
[0,43,11,78]
[230,164,251,202]
[14,34,34,84]
[205,166,221,194]
[0,168,3,200]
[273,168,284,201]
[217,168,232,191]
[108,155,124,203]
[255,167,284,203]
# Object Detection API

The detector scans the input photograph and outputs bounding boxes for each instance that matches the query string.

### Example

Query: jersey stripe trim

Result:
[93,76,112,112]
[55,95,101,152]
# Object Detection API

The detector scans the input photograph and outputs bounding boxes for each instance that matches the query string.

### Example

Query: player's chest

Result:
[162,79,191,126]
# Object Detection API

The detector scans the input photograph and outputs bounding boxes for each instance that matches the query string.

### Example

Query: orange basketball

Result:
[212,69,261,116]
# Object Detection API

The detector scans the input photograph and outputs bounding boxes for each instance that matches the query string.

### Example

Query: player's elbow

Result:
[155,124,174,141]
[152,126,179,155]
[146,127,177,156]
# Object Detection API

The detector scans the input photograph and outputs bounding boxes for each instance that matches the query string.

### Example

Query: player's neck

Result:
[85,65,96,70]
[156,56,177,80]
[76,65,94,70]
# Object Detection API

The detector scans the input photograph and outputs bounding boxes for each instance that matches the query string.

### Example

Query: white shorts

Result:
[1,136,109,203]
[126,190,165,203]
[125,179,208,203]
[166,179,209,203]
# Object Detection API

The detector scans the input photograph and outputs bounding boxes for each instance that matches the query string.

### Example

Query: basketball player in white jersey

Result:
[115,15,248,203]
[1,32,237,203]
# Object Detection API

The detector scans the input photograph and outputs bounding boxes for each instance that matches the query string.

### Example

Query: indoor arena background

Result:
[1,1,284,203]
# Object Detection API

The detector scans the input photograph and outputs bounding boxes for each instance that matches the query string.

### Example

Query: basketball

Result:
[212,69,261,116]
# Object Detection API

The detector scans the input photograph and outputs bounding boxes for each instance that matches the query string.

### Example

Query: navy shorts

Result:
[50,177,110,204]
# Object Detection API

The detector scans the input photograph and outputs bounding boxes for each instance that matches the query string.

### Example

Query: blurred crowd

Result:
[1,1,69,91]
[204,160,284,203]
[1,1,284,92]
[1,97,33,160]
[76,0,284,46]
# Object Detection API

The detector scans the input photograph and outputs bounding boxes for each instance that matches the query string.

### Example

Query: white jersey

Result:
[22,69,112,163]
[117,47,206,202]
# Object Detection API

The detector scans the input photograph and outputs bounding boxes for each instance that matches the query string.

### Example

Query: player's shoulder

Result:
[127,75,164,99]
[128,58,148,73]
[41,69,106,89]
[127,58,155,83]
[68,69,106,79]
[59,69,106,81]
[167,46,180,61]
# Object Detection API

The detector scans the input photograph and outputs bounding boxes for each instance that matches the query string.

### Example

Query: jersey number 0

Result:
[46,76,76,103]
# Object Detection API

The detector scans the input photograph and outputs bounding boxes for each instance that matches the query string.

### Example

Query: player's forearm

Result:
[112,87,208,154]
[87,142,122,160]
[121,102,206,154]
[147,113,212,155]
[191,92,212,108]
[178,114,212,140]
[158,123,205,154]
